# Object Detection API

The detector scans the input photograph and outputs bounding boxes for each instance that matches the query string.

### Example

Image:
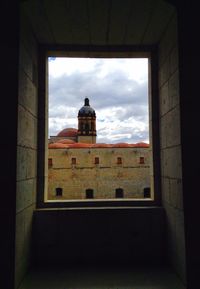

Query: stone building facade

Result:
[48,98,150,200]
[48,143,150,200]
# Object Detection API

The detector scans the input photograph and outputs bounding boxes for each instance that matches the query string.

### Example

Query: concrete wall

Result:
[158,13,186,282]
[15,12,38,288]
[48,147,150,199]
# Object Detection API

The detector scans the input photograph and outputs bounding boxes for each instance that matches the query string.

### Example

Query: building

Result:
[48,98,150,200]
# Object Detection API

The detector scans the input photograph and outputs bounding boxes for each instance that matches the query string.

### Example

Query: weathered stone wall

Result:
[158,13,186,282]
[48,147,150,199]
[15,12,38,288]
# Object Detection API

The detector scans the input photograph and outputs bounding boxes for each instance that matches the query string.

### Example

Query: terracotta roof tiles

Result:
[48,142,149,149]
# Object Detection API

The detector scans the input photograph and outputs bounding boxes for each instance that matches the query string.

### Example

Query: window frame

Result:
[37,44,161,208]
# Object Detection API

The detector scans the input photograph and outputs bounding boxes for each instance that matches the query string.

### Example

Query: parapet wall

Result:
[32,207,166,267]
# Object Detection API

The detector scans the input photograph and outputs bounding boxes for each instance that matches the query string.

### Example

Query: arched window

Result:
[86,189,94,199]
[115,188,124,198]
[56,187,63,196]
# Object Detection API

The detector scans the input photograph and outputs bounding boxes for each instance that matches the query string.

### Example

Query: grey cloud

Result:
[49,64,149,143]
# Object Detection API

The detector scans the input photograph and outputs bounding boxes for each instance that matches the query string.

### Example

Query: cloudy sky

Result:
[48,57,149,144]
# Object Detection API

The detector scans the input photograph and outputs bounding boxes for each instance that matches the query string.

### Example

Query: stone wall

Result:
[158,13,186,282]
[48,147,150,199]
[15,12,38,288]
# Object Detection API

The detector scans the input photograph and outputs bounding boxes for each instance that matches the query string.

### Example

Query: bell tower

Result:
[77,98,96,144]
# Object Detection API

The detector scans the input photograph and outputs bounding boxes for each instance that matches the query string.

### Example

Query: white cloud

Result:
[48,57,149,143]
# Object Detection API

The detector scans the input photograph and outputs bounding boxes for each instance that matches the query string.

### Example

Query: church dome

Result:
[78,97,96,117]
[57,139,75,144]
[57,128,78,137]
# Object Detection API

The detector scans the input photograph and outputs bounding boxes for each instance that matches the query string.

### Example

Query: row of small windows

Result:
[55,187,150,198]
[49,156,145,167]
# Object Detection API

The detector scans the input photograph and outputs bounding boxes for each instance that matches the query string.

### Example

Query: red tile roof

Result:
[48,142,149,149]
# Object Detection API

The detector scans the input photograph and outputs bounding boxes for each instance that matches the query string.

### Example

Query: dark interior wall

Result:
[15,10,38,289]
[32,207,166,268]
[176,3,200,289]
[0,3,19,289]
[158,12,186,282]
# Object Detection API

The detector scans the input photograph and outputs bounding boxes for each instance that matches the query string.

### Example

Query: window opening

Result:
[95,157,99,164]
[86,189,94,199]
[44,54,157,205]
[71,158,76,165]
[48,158,53,167]
[139,157,145,164]
[117,157,122,165]
[144,187,151,198]
[116,188,124,198]
[56,187,63,196]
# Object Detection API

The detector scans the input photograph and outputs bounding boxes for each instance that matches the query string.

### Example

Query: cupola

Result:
[77,97,96,144]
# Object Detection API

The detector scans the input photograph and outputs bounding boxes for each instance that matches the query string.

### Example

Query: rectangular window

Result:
[116,188,124,198]
[144,187,151,198]
[56,187,63,196]
[139,157,145,164]
[86,189,94,199]
[48,158,53,167]
[117,157,122,165]
[71,158,76,165]
[94,157,99,164]
[37,47,161,207]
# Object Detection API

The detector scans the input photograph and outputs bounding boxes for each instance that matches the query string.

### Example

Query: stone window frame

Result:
[37,45,161,208]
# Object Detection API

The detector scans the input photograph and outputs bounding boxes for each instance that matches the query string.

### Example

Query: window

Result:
[86,189,94,199]
[37,47,161,207]
[48,158,53,167]
[115,188,124,198]
[144,187,151,198]
[85,123,89,134]
[94,157,99,164]
[139,157,145,164]
[56,187,63,196]
[71,158,76,165]
[117,157,122,165]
